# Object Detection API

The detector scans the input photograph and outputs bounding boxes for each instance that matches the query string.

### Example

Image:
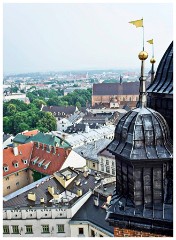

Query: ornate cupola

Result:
[106,47,173,236]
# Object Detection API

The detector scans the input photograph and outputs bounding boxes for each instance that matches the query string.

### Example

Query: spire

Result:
[150,58,156,83]
[120,75,123,84]
[138,51,148,108]
[147,39,156,83]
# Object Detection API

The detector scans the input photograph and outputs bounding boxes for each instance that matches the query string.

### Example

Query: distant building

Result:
[3,93,30,104]
[98,148,116,176]
[74,138,112,171]
[92,82,140,108]
[41,106,80,131]
[52,125,115,149]
[64,87,87,96]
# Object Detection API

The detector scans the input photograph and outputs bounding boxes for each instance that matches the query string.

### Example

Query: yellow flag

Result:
[147,39,154,44]
[129,19,143,28]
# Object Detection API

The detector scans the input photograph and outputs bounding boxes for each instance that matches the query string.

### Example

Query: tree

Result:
[33,99,46,109]
[76,102,81,109]
[36,112,57,132]
[47,97,59,106]
[18,123,30,133]
[7,104,16,115]
[3,116,14,134]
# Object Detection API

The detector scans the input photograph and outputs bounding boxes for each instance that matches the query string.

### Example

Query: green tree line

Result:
[3,88,92,135]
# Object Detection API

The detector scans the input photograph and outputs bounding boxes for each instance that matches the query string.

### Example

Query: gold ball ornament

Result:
[138,51,148,60]
[150,58,156,63]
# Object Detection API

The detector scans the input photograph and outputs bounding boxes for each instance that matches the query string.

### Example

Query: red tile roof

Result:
[3,142,34,177]
[3,141,72,177]
[29,143,71,175]
[22,129,39,136]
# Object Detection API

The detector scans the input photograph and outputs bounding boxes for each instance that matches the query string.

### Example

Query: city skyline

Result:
[3,2,173,74]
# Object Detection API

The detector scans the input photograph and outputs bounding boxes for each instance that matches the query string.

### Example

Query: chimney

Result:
[77,189,83,197]
[13,146,18,156]
[94,196,99,206]
[28,192,36,201]
[85,123,90,133]
[40,198,45,203]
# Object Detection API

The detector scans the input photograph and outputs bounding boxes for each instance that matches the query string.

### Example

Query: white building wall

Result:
[3,218,70,237]
[70,221,113,237]
[98,155,116,176]
[3,136,14,149]
[57,118,72,131]
[61,150,86,170]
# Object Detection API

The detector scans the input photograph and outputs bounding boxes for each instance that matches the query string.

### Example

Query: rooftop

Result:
[74,138,111,162]
[3,142,34,176]
[93,82,140,96]
[3,167,102,209]
[13,132,71,148]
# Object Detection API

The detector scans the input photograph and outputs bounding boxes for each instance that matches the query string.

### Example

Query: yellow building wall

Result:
[3,169,33,196]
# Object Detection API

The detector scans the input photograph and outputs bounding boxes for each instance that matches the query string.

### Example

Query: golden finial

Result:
[150,58,156,64]
[138,51,148,60]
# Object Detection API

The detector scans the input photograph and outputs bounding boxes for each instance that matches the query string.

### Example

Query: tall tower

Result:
[106,47,173,236]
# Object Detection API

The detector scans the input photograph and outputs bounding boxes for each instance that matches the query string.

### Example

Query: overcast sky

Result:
[3,3,173,74]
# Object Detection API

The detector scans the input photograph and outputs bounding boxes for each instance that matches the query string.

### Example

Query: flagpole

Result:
[142,18,144,51]
[152,43,154,58]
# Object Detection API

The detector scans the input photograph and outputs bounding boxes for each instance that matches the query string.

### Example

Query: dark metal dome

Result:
[108,107,172,160]
[147,41,173,94]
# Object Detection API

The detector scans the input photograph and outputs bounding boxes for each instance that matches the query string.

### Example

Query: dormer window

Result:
[3,165,9,172]
[38,159,45,167]
[32,157,39,165]
[22,159,28,164]
[12,161,19,168]
[43,161,51,170]
[46,145,50,153]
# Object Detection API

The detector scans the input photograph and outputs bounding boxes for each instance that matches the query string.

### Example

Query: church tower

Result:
[106,44,173,236]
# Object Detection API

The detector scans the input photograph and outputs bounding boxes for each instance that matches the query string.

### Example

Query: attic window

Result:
[43,162,51,170]
[13,161,19,168]
[38,159,45,167]
[46,145,50,153]
[3,166,9,172]
[23,159,28,164]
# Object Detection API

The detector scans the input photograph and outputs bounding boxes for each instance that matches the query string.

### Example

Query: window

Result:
[25,225,33,234]
[91,229,95,237]
[79,228,84,235]
[57,224,64,233]
[101,164,104,172]
[106,160,109,165]
[16,182,19,186]
[112,168,115,175]
[42,225,49,233]
[15,172,19,176]
[106,166,110,173]
[14,163,19,168]
[6,177,9,180]
[3,166,9,172]
[12,225,19,234]
[112,161,115,167]
[3,225,9,234]
[7,186,10,190]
